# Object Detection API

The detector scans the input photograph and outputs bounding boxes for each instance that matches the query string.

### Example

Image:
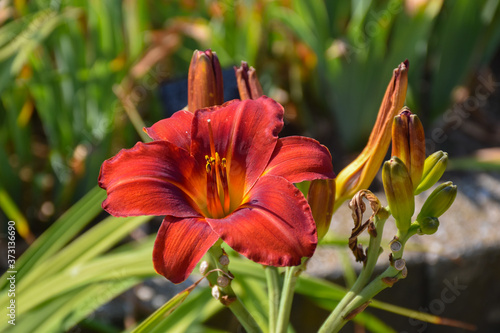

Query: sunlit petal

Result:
[263,136,335,183]
[144,110,193,151]
[99,141,206,217]
[207,175,317,267]
[153,216,219,284]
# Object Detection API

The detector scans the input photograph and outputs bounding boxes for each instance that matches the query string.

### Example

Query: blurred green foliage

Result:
[0,0,499,331]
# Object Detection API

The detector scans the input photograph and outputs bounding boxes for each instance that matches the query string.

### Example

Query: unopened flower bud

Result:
[382,157,415,233]
[417,181,457,220]
[414,151,448,195]
[188,49,224,112]
[336,61,408,208]
[234,61,264,100]
[417,216,440,235]
[392,107,425,190]
[307,179,335,241]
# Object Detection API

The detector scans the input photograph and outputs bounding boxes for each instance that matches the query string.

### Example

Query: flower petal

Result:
[263,136,335,183]
[206,175,317,267]
[144,110,193,151]
[191,97,284,204]
[99,141,206,217]
[153,216,219,284]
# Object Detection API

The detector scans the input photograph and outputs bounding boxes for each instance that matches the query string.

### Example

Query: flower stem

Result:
[319,210,388,333]
[265,266,281,333]
[275,264,302,333]
[227,297,263,333]
[324,266,405,333]
[207,246,262,333]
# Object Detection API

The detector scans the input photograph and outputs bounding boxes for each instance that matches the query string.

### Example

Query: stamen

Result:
[205,155,212,173]
[207,119,216,158]
[205,120,231,217]
[206,155,224,218]
[220,160,230,213]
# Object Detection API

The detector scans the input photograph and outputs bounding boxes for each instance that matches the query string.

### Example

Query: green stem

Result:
[227,298,263,333]
[275,265,302,333]
[265,266,281,333]
[352,214,387,291]
[326,266,404,333]
[319,210,388,333]
[207,246,262,333]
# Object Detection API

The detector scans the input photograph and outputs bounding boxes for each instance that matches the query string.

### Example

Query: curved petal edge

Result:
[153,216,219,284]
[263,136,335,184]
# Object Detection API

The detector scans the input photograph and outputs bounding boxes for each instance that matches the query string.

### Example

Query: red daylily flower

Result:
[99,96,335,283]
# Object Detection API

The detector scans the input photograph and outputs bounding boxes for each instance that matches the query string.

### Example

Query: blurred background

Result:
[1,0,500,332]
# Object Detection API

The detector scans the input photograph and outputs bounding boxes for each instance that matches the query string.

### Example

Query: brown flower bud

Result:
[234,61,264,100]
[188,49,224,111]
[392,107,425,190]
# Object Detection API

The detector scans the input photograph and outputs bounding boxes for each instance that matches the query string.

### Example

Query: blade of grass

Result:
[6,279,139,333]
[0,186,106,288]
[2,243,155,317]
[18,215,151,289]
[131,280,205,333]
[0,186,34,243]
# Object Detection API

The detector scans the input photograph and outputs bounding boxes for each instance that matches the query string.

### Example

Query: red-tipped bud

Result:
[392,107,425,190]
[188,49,224,111]
[234,61,264,100]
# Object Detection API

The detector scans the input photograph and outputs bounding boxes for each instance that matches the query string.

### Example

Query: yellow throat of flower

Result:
[205,119,231,218]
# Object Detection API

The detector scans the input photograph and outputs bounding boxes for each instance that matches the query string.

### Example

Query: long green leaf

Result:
[18,215,151,289]
[0,244,155,323]
[4,279,139,333]
[0,186,106,289]
[131,285,195,333]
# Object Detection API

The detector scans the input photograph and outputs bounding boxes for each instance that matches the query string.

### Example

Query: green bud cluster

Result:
[416,181,457,234]
[418,181,457,219]
[414,151,448,195]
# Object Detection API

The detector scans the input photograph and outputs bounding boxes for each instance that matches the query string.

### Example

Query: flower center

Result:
[205,119,230,218]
